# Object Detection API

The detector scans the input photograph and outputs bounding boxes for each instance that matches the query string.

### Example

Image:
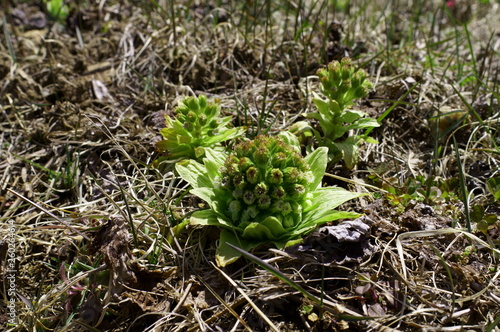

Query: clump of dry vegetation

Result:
[1,0,499,331]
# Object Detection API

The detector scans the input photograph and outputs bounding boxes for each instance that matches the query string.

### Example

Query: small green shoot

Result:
[43,0,69,23]
[453,136,471,232]
[155,94,245,163]
[486,177,500,201]
[291,58,380,168]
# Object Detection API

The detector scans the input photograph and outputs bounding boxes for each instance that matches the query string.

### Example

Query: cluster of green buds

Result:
[317,57,373,111]
[290,58,379,169]
[155,95,245,162]
[220,136,313,232]
[176,131,364,266]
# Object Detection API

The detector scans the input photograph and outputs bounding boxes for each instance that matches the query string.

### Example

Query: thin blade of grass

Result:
[485,312,500,332]
[426,241,456,316]
[211,262,279,332]
[451,84,485,125]
[364,82,419,137]
[453,136,471,232]
[7,188,90,241]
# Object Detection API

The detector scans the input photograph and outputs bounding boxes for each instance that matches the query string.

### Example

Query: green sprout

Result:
[155,95,245,162]
[43,0,69,23]
[176,132,364,266]
[291,58,380,169]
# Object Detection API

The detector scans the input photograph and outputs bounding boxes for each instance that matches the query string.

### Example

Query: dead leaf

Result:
[287,216,375,265]
[90,217,136,299]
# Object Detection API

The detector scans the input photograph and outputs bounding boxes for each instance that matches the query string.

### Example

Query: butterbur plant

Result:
[155,95,245,162]
[292,58,379,168]
[176,132,364,266]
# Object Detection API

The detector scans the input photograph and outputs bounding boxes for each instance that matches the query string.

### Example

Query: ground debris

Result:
[1,0,499,330]
[287,216,375,265]
[89,217,137,299]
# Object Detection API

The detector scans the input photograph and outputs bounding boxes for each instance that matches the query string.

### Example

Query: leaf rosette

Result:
[176,132,365,266]
[155,95,245,162]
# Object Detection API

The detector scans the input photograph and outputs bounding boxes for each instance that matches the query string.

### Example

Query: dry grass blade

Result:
[211,262,277,332]
[6,188,90,241]
[396,228,500,321]
[397,228,500,280]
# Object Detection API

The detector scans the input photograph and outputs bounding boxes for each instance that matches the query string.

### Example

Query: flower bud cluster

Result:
[317,57,373,110]
[174,95,222,137]
[220,136,313,228]
[156,95,244,161]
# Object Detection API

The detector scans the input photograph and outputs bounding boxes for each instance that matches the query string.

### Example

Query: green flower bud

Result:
[247,205,258,218]
[233,174,246,188]
[253,146,269,167]
[273,152,287,167]
[198,95,207,109]
[229,200,242,221]
[209,119,218,129]
[319,73,332,90]
[272,186,286,199]
[198,114,207,126]
[291,184,306,197]
[225,155,239,166]
[225,164,239,176]
[303,198,313,210]
[233,188,243,199]
[341,69,351,81]
[235,141,254,157]
[205,104,218,118]
[291,201,302,214]
[257,195,271,209]
[327,61,339,75]
[186,97,199,111]
[241,205,259,223]
[254,182,268,197]
[246,166,259,184]
[351,71,362,88]
[255,135,271,146]
[225,156,239,175]
[274,200,291,215]
[283,167,299,183]
[243,190,256,205]
[282,214,295,228]
[186,110,197,123]
[268,168,283,184]
[239,157,254,172]
[177,104,190,116]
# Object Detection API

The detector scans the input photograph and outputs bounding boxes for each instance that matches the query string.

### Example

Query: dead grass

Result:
[1,0,499,331]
